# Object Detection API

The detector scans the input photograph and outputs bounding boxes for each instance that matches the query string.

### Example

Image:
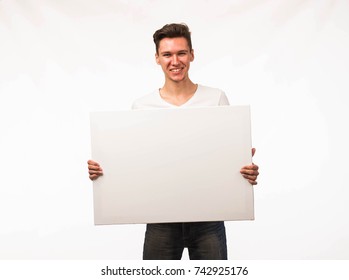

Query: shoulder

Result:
[195,84,230,106]
[197,85,225,96]
[131,90,162,109]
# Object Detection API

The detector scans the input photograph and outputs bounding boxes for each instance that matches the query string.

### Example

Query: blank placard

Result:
[90,106,254,225]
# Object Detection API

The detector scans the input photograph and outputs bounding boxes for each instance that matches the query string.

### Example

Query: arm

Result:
[240,148,259,185]
[87,159,103,181]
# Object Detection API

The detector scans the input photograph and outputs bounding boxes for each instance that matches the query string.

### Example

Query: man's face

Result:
[155,37,194,83]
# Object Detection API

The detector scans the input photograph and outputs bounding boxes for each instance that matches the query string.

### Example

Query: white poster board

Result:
[90,106,254,225]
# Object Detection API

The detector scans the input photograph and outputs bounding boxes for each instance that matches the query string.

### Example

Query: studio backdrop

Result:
[0,0,348,259]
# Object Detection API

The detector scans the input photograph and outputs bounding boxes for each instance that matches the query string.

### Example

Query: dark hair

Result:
[153,23,192,54]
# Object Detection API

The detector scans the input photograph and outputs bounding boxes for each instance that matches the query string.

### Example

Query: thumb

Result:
[252,148,256,157]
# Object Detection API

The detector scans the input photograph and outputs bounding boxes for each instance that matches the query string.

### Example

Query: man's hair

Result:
[153,23,192,54]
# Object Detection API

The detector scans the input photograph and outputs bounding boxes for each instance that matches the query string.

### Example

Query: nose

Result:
[172,55,179,65]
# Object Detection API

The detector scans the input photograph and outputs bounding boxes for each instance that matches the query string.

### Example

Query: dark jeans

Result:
[143,221,227,260]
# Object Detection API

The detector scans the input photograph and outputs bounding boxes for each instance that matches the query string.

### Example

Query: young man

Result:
[88,23,259,260]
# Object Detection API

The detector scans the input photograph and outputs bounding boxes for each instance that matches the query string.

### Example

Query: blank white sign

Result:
[90,106,254,225]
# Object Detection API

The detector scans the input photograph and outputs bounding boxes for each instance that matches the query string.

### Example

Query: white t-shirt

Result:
[132,84,230,109]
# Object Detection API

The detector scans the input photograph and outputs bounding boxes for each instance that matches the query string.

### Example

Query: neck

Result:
[159,80,198,106]
[161,78,196,97]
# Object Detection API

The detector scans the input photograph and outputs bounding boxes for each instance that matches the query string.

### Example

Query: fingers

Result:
[87,159,100,166]
[88,169,103,180]
[241,174,258,185]
[240,164,259,174]
[240,164,259,185]
[88,160,101,171]
[87,160,103,181]
[252,148,256,157]
[89,174,101,180]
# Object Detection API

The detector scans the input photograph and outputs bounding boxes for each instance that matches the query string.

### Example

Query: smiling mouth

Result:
[170,68,183,73]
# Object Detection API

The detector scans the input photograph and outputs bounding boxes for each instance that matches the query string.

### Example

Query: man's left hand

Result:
[240,148,259,185]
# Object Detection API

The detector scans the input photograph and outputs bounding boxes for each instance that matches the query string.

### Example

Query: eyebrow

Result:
[160,50,189,55]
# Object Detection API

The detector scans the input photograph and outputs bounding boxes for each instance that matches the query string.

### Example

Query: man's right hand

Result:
[87,160,103,181]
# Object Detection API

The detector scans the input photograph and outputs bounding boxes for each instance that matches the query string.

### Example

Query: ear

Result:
[190,49,195,62]
[155,53,160,64]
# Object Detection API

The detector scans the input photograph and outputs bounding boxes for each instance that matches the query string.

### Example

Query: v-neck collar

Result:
[157,84,199,107]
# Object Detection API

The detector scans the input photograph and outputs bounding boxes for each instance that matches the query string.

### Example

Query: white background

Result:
[0,0,348,260]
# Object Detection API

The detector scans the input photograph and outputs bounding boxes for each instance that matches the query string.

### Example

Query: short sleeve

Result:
[218,92,230,106]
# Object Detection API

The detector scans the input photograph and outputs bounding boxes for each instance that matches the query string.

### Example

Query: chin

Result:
[170,74,187,82]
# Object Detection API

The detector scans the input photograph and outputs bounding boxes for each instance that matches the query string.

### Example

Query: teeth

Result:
[171,69,181,72]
